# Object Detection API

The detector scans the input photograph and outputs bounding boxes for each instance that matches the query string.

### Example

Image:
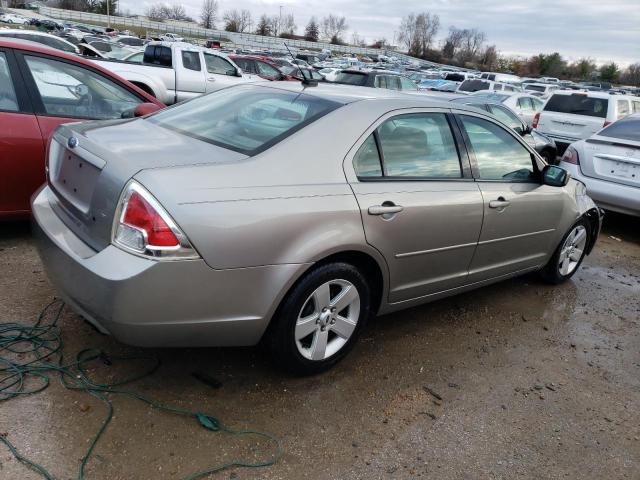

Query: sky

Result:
[119,0,640,66]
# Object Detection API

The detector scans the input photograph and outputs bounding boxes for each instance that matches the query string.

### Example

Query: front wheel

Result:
[266,262,372,375]
[540,218,591,284]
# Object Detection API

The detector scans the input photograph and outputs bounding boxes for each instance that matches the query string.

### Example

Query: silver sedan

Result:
[33,83,603,374]
[560,114,640,217]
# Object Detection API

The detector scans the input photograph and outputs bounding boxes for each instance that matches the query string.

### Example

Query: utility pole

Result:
[279,5,282,36]
[106,0,111,28]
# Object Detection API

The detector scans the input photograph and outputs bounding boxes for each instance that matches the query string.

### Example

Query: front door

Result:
[347,111,484,303]
[455,113,564,282]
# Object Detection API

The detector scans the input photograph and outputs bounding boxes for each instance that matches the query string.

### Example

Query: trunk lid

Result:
[47,118,247,252]
[579,136,640,188]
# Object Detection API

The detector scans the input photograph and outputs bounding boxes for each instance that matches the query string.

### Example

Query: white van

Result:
[533,91,640,151]
[458,78,522,94]
[523,82,560,98]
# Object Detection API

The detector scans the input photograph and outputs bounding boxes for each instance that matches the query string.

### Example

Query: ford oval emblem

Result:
[67,137,79,149]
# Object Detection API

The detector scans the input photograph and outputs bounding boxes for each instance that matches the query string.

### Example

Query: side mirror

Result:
[542,165,570,187]
[133,102,163,117]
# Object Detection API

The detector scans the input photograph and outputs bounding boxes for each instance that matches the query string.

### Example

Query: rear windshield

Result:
[148,85,341,155]
[334,72,367,86]
[525,84,545,92]
[597,115,640,142]
[543,94,608,118]
[458,79,489,92]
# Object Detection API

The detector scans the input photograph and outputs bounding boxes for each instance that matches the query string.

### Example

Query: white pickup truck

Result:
[89,42,262,104]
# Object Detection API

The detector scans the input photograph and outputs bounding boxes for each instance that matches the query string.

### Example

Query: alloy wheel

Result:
[558,225,588,276]
[295,279,360,361]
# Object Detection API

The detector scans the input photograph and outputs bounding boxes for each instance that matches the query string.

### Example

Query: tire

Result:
[266,262,372,375]
[540,218,591,284]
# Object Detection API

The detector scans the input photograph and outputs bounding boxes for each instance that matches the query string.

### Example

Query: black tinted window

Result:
[335,72,367,86]
[459,79,490,92]
[598,116,640,142]
[181,51,201,71]
[544,94,608,118]
[143,46,172,67]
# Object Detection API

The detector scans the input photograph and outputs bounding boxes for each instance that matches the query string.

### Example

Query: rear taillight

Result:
[561,146,580,165]
[603,120,612,127]
[532,112,540,129]
[113,181,198,260]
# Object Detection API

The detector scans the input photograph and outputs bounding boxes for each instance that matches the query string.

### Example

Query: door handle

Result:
[207,76,216,82]
[489,197,511,209]
[368,204,404,215]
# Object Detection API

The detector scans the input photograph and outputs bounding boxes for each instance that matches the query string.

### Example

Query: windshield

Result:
[470,92,510,102]
[598,115,640,142]
[458,79,490,92]
[334,72,367,86]
[525,84,546,92]
[544,94,608,118]
[148,85,341,155]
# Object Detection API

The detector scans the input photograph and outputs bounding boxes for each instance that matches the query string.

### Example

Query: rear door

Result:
[0,48,43,216]
[346,110,484,303]
[455,112,565,281]
[536,93,609,143]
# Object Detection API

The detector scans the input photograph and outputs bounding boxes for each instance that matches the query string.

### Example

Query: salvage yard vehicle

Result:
[560,114,640,216]
[458,78,522,94]
[0,38,164,219]
[334,69,418,92]
[469,91,545,126]
[32,83,602,374]
[0,12,30,24]
[450,97,558,163]
[533,91,640,153]
[91,42,259,104]
[229,55,296,81]
[0,29,79,54]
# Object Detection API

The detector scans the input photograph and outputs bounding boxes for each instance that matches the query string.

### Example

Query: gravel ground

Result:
[1,212,638,479]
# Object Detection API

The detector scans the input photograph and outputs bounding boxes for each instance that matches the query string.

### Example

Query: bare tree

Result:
[268,14,281,37]
[223,9,251,33]
[280,13,296,36]
[304,17,319,42]
[255,14,271,36]
[146,2,192,21]
[320,14,347,42]
[458,28,486,64]
[398,12,440,58]
[200,0,217,29]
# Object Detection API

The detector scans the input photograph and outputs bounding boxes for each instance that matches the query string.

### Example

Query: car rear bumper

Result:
[561,162,640,217]
[32,186,307,347]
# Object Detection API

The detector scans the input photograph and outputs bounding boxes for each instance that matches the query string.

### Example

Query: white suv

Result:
[533,91,640,152]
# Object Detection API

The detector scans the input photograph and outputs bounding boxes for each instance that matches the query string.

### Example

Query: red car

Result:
[0,38,164,219]
[229,55,296,82]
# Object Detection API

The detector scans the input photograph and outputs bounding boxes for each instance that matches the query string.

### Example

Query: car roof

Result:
[0,38,164,105]
[550,90,633,99]
[242,82,480,111]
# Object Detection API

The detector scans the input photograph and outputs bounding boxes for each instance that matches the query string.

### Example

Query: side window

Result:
[377,113,461,178]
[460,115,536,182]
[256,61,280,79]
[399,76,417,91]
[633,101,640,114]
[0,52,19,112]
[353,134,382,177]
[203,53,236,75]
[532,97,544,110]
[487,104,523,133]
[386,76,400,90]
[494,84,503,91]
[374,75,387,89]
[617,100,630,119]
[24,55,144,120]
[181,51,201,71]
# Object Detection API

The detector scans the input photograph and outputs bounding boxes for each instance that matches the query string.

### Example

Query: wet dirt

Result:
[0,212,638,479]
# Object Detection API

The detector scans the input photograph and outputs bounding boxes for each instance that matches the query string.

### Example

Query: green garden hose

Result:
[0,299,282,479]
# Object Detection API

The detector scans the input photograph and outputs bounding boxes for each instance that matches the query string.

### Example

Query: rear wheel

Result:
[540,218,591,284]
[266,262,372,375]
